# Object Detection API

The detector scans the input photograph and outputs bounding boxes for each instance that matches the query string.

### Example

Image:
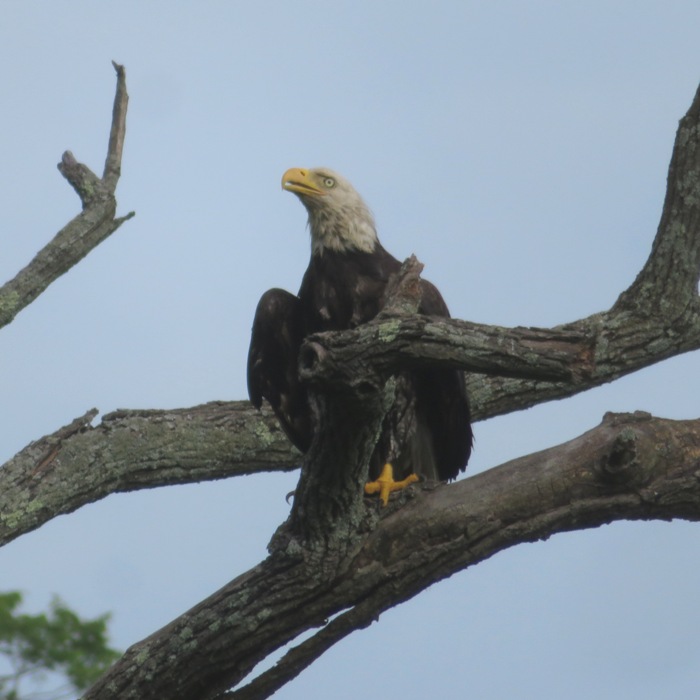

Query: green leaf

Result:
[0,591,121,699]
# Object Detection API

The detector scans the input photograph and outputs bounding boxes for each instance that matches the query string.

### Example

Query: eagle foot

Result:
[364,463,420,507]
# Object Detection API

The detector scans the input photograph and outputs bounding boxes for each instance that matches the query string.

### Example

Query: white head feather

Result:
[282,167,378,255]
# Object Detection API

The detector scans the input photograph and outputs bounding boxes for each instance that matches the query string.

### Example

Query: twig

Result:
[103,61,129,190]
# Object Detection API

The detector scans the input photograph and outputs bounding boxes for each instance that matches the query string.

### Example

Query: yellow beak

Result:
[281,167,325,196]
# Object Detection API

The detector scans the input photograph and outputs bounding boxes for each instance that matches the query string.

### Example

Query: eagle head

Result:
[282,167,378,255]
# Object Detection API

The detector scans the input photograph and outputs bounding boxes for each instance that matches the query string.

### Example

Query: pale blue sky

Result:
[2,2,700,698]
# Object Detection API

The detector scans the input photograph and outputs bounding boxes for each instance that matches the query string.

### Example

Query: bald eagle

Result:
[247,167,472,504]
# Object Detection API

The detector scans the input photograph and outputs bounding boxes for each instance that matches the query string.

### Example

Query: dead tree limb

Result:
[0,62,134,329]
[82,412,700,700]
[0,402,297,546]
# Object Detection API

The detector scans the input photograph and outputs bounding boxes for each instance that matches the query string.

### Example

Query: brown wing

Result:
[247,288,312,452]
[415,279,473,481]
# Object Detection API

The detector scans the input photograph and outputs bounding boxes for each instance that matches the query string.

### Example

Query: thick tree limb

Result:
[83,412,700,700]
[0,62,134,329]
[287,257,426,547]
[0,403,297,547]
[305,315,584,382]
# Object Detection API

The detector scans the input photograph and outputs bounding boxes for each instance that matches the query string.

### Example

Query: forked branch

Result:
[84,412,700,700]
[0,62,134,329]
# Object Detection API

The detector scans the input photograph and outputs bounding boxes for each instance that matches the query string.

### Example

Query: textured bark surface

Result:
[0,402,297,546]
[2,71,700,700]
[82,413,700,700]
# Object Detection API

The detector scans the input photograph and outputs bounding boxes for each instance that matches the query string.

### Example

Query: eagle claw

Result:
[364,463,420,506]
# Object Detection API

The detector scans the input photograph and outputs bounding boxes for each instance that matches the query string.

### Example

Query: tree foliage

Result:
[0,591,120,700]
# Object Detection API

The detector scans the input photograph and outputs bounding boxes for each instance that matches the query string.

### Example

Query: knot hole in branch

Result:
[597,428,641,485]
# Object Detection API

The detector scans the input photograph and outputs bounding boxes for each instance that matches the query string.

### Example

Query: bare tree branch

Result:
[83,412,700,700]
[103,61,129,190]
[616,82,700,313]
[0,402,297,546]
[467,83,700,419]
[0,62,134,330]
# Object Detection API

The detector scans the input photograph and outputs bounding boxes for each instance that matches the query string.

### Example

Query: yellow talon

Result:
[364,463,420,506]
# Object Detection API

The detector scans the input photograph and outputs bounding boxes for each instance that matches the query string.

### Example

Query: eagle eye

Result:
[323,177,335,189]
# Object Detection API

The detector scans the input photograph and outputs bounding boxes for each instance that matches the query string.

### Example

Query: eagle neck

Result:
[307,206,377,255]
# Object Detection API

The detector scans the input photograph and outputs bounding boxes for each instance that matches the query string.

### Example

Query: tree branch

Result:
[83,412,700,700]
[287,257,427,549]
[103,61,129,190]
[615,81,700,314]
[302,313,583,384]
[0,403,297,547]
[0,62,134,330]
